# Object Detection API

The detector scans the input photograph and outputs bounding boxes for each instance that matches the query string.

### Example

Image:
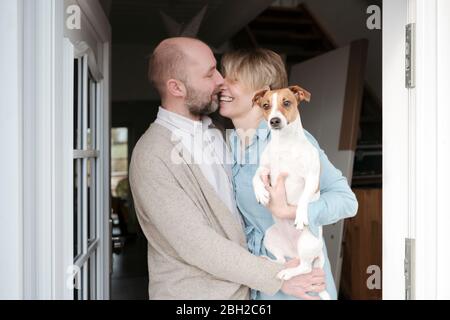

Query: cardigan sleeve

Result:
[303,130,359,235]
[129,153,285,295]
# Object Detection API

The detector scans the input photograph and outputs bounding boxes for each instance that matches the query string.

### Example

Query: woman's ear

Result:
[167,79,186,98]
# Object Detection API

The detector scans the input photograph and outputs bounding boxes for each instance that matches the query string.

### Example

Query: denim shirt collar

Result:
[230,120,270,154]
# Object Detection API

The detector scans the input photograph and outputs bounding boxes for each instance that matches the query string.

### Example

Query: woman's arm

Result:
[304,130,358,228]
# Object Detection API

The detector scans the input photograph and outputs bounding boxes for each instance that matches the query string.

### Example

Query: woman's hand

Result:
[280,258,327,300]
[261,172,297,219]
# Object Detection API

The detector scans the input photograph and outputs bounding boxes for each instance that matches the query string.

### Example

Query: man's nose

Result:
[215,70,224,86]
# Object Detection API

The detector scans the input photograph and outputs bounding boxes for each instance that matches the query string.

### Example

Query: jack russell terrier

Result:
[252,85,330,300]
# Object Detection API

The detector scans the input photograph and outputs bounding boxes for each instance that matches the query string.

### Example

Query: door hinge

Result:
[404,238,415,300]
[405,23,416,88]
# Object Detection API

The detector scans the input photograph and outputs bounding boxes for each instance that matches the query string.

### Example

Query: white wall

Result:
[0,0,24,299]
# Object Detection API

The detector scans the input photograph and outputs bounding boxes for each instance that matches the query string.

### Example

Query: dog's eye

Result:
[262,103,270,110]
[283,100,291,107]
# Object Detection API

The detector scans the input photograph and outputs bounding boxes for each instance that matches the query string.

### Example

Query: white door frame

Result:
[414,0,450,299]
[383,0,450,300]
[0,0,25,300]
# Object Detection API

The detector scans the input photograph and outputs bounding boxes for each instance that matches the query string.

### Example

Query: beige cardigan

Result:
[129,123,284,300]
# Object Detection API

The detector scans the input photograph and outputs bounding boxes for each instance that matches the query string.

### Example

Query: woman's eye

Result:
[283,101,291,107]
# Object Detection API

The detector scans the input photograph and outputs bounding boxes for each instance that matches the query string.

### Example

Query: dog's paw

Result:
[294,206,309,230]
[253,176,270,206]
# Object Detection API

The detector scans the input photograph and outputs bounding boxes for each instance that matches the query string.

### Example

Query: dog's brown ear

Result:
[252,89,269,107]
[289,85,311,103]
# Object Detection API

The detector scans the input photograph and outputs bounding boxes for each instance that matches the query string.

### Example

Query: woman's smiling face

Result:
[219,77,259,120]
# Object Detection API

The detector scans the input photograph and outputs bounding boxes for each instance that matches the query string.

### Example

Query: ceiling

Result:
[109,0,221,44]
[107,0,274,47]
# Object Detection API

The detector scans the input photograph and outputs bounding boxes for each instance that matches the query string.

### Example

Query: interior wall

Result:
[302,0,382,101]
[112,44,160,102]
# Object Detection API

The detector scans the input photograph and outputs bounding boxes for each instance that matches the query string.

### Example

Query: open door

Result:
[289,40,368,291]
[383,0,450,300]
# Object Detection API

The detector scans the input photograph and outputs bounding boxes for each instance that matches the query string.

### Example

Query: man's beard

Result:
[185,84,219,116]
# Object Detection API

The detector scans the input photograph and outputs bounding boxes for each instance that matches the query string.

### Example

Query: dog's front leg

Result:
[253,166,270,206]
[294,173,320,230]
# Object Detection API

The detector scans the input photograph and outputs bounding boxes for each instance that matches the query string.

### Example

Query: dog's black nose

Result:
[270,117,281,127]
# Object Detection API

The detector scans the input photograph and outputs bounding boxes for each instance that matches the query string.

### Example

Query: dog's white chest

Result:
[268,137,319,205]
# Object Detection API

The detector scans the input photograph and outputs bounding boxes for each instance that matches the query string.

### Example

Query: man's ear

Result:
[252,89,269,107]
[167,79,186,98]
[289,85,311,103]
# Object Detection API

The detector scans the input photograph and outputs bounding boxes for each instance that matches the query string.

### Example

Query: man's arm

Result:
[129,154,284,295]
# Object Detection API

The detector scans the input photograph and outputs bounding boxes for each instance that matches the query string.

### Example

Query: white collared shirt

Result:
[155,107,243,226]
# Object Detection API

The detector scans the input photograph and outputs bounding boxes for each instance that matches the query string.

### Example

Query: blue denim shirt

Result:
[229,120,358,300]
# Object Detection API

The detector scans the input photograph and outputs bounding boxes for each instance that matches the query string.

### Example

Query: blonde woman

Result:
[219,49,358,300]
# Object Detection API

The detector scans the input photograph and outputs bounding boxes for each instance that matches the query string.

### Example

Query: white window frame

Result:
[19,0,111,299]
[383,0,450,299]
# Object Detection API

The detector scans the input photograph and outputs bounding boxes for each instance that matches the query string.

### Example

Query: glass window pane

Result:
[87,76,91,132]
[73,59,79,150]
[73,159,82,259]
[87,73,96,151]
[93,83,97,149]
[88,253,97,300]
[87,260,91,300]
[74,57,84,150]
[87,159,96,244]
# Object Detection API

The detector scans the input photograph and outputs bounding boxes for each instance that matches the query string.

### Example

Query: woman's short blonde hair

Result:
[221,48,288,91]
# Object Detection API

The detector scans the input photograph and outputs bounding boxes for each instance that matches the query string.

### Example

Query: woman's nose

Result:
[219,82,228,91]
[220,78,230,90]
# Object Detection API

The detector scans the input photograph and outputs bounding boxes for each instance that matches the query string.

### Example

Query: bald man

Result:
[129,37,324,300]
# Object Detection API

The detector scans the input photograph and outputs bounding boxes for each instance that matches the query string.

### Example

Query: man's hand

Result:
[280,259,326,300]
[262,172,296,219]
